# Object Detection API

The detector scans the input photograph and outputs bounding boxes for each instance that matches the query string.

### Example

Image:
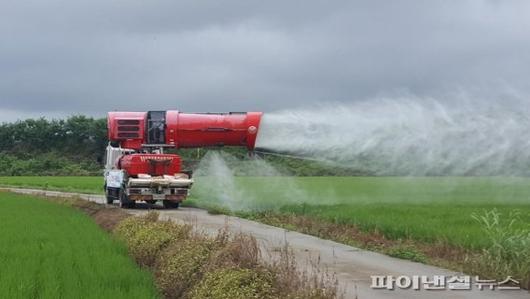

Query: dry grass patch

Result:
[111,212,339,299]
[207,232,260,270]
[155,238,218,298]
[190,268,276,299]
[270,245,339,299]
[115,212,192,268]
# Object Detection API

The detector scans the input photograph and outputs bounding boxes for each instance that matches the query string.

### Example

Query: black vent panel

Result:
[118,132,140,138]
[118,120,140,125]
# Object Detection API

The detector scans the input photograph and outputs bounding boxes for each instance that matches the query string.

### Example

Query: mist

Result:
[193,151,317,211]
[256,95,530,176]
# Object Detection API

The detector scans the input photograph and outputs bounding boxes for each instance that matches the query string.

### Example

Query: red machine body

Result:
[107,111,262,177]
[119,154,182,177]
[107,112,147,150]
[108,111,263,151]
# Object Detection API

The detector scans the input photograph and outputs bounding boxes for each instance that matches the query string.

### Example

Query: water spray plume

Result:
[256,96,530,176]
[194,151,315,211]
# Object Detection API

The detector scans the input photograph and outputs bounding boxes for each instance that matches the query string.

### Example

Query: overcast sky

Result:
[1,0,530,121]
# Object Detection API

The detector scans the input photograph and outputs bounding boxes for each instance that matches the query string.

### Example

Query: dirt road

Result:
[6,188,529,299]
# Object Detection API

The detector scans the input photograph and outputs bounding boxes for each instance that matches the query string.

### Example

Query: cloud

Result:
[1,0,530,120]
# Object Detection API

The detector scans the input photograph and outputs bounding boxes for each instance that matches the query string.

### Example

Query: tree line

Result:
[0,116,107,175]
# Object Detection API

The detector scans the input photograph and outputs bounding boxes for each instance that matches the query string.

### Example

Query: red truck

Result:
[104,110,262,208]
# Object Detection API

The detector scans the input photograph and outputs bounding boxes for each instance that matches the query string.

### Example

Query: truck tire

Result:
[105,187,114,204]
[163,200,179,209]
[120,192,136,209]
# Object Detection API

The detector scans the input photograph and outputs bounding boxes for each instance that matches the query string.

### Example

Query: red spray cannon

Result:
[107,111,263,151]
[104,110,263,209]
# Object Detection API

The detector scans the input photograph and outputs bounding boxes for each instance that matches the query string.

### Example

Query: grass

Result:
[191,176,530,250]
[3,175,529,250]
[469,209,530,286]
[0,192,159,298]
[0,176,103,194]
[191,176,530,287]
[3,175,529,286]
[114,211,338,299]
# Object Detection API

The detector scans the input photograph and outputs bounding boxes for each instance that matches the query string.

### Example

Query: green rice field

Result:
[193,176,530,250]
[0,192,159,298]
[2,176,530,250]
[0,176,103,194]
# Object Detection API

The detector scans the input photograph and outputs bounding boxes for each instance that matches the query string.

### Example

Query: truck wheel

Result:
[105,188,114,204]
[163,200,179,209]
[120,192,136,209]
